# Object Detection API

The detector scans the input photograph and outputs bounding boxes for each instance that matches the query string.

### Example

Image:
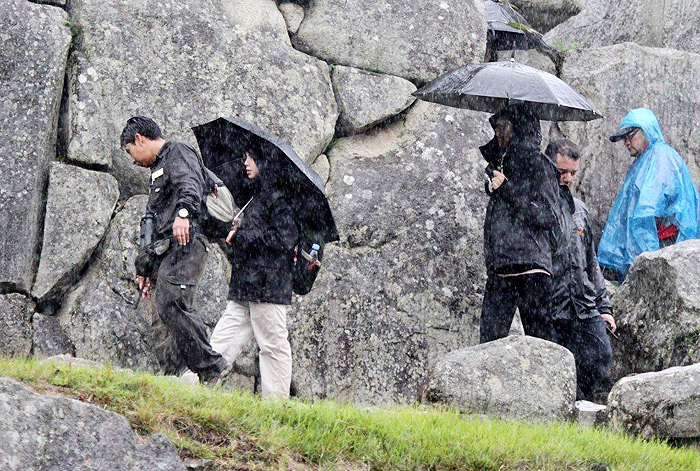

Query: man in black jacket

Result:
[546,139,616,401]
[479,104,566,343]
[202,143,298,399]
[121,116,229,385]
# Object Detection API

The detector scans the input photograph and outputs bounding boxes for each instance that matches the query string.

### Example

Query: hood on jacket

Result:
[480,104,542,167]
[616,108,664,148]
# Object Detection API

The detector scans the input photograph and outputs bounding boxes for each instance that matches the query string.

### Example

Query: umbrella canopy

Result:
[413,60,603,122]
[192,117,339,244]
[484,0,540,51]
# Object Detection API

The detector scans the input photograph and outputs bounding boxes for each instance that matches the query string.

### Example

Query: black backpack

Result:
[292,235,324,295]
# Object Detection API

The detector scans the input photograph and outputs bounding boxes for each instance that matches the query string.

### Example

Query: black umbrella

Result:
[484,0,539,51]
[192,117,339,244]
[413,60,602,122]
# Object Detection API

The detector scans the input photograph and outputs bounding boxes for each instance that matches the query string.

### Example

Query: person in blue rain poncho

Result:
[598,108,700,279]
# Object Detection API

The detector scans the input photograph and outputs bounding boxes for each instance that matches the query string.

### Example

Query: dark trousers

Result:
[554,315,612,401]
[155,234,226,381]
[480,273,555,343]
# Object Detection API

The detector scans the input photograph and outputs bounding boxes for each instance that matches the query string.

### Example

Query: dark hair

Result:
[120,116,163,147]
[545,138,580,161]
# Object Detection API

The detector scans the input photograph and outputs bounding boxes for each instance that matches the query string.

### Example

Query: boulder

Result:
[278,2,304,35]
[293,0,487,83]
[575,400,608,427]
[32,163,119,301]
[610,241,700,381]
[32,314,73,358]
[66,0,337,198]
[0,0,71,291]
[556,43,700,238]
[512,0,583,33]
[497,49,556,75]
[332,66,417,135]
[425,336,577,421]
[0,378,186,471]
[310,154,330,186]
[289,101,495,404]
[608,363,700,440]
[545,0,700,54]
[0,294,34,357]
[56,196,232,373]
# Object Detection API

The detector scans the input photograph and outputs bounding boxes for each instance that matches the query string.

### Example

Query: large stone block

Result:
[545,0,700,53]
[289,101,493,404]
[66,0,337,198]
[332,66,416,136]
[293,0,487,83]
[608,363,700,440]
[425,336,577,421]
[56,196,231,373]
[0,0,71,291]
[0,294,34,357]
[0,378,186,471]
[32,163,119,301]
[556,43,700,238]
[610,241,700,381]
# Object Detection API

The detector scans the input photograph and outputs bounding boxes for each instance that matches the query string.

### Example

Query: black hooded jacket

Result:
[482,105,567,275]
[228,152,299,305]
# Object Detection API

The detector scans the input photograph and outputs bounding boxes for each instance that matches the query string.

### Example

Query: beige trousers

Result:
[183,300,292,399]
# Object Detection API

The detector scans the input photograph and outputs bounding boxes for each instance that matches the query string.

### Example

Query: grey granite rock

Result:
[556,43,700,239]
[278,2,304,35]
[545,0,700,53]
[293,0,487,83]
[610,241,700,381]
[0,0,71,291]
[332,66,416,135]
[426,336,577,421]
[289,101,494,404]
[0,294,34,357]
[608,363,700,439]
[575,400,608,427]
[32,163,119,301]
[32,313,73,357]
[66,0,337,198]
[0,378,186,471]
[310,153,330,186]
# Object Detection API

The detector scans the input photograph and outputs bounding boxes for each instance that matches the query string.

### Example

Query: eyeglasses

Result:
[623,128,639,143]
[556,169,577,177]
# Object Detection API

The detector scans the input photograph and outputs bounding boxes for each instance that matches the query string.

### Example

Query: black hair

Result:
[120,116,163,147]
[545,138,580,161]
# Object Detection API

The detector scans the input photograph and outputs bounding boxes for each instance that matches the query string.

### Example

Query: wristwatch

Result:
[177,208,190,219]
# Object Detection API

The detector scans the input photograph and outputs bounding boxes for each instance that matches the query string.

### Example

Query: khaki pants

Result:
[183,300,292,399]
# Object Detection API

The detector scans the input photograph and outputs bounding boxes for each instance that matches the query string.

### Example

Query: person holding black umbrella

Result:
[479,104,567,343]
[209,142,298,399]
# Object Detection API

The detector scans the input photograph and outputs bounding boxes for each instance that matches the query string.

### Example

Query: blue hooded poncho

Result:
[598,108,700,278]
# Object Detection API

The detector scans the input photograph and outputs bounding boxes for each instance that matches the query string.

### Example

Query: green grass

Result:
[1,357,698,470]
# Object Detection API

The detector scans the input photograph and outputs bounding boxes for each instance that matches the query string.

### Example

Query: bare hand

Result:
[137,276,152,299]
[225,218,241,245]
[601,313,617,333]
[491,170,507,190]
[173,216,190,246]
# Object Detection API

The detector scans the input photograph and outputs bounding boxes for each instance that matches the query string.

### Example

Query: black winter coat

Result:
[228,180,299,305]
[146,140,208,241]
[482,105,566,275]
[551,192,613,320]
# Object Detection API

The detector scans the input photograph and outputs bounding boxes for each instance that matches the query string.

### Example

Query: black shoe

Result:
[201,362,234,388]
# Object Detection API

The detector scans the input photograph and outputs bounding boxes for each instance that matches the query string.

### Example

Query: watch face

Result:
[178,208,189,218]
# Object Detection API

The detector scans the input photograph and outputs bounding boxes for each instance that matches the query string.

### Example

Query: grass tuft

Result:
[1,357,698,471]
